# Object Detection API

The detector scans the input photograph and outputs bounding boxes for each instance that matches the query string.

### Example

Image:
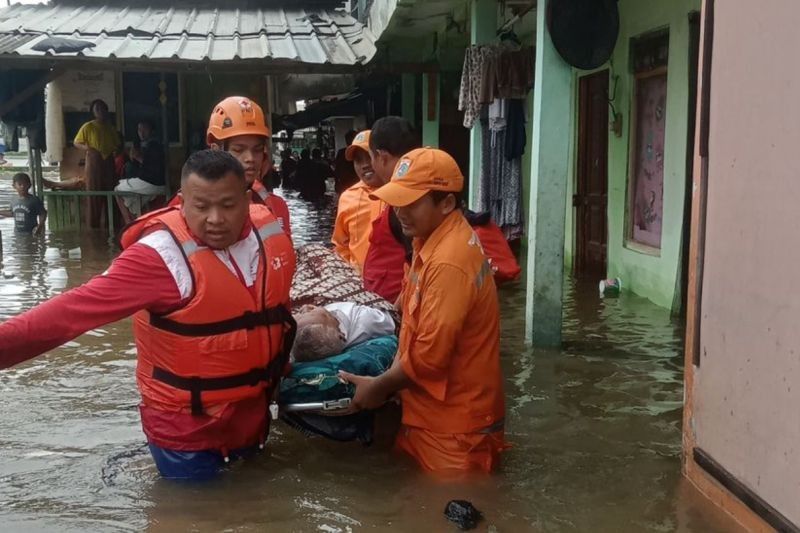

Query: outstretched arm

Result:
[0,243,183,369]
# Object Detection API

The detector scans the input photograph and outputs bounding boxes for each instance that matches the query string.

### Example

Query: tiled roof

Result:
[0,3,376,66]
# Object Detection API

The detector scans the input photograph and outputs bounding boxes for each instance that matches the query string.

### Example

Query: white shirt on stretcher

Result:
[324,302,395,349]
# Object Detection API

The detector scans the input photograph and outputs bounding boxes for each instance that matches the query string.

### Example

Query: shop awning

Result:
[0,3,377,72]
[276,89,373,130]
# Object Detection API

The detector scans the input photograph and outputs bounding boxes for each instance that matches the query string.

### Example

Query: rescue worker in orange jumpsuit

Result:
[331,130,384,272]
[170,96,291,236]
[0,150,296,480]
[341,148,507,473]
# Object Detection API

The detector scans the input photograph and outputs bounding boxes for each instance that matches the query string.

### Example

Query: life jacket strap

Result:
[149,305,292,337]
[152,356,286,416]
[150,309,297,416]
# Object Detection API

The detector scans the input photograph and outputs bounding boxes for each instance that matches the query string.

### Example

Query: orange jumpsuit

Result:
[331,182,383,272]
[395,211,507,473]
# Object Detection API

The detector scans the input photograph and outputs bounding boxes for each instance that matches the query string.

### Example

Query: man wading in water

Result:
[341,148,508,473]
[0,150,296,480]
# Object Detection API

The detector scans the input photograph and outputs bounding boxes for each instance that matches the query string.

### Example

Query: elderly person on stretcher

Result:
[290,302,395,362]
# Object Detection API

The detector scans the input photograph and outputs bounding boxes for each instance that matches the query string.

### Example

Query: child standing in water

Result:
[0,173,47,235]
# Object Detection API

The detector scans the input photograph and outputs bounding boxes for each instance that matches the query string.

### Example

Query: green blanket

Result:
[279,335,398,406]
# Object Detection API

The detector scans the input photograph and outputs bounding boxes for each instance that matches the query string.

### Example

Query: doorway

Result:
[574,69,609,279]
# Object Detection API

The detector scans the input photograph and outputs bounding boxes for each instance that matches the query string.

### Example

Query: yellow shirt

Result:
[331,182,383,272]
[74,120,120,159]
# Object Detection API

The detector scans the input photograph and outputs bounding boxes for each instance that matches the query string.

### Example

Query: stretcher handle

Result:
[275,398,352,415]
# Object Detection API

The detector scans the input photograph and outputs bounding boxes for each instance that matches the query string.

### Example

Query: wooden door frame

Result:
[682,1,795,530]
[574,68,610,278]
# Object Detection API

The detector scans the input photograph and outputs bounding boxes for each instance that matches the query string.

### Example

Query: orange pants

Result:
[395,425,508,473]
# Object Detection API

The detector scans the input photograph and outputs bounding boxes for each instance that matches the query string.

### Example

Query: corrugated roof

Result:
[0,3,376,66]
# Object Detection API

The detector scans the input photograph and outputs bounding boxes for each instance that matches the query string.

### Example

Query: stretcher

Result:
[275,335,398,443]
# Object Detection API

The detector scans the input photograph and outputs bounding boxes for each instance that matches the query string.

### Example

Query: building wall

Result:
[687,0,800,526]
[565,0,699,309]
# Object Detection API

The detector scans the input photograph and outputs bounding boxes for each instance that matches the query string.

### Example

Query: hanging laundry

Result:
[459,45,496,129]
[479,119,523,238]
[491,47,535,100]
[504,99,527,161]
[459,45,535,129]
[488,98,507,132]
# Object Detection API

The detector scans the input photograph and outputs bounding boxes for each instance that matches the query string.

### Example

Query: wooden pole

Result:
[159,73,171,197]
[34,148,43,200]
[26,141,34,189]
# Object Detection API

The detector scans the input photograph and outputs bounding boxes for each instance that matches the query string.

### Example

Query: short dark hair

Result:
[429,190,464,208]
[90,99,108,114]
[138,119,155,131]
[12,172,31,187]
[300,148,310,159]
[311,148,322,159]
[181,149,245,184]
[369,116,419,157]
[344,129,357,145]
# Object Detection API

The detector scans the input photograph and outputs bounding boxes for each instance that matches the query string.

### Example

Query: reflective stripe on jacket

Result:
[120,205,296,416]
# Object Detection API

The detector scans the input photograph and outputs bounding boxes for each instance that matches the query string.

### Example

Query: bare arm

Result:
[339,357,412,411]
[34,209,47,236]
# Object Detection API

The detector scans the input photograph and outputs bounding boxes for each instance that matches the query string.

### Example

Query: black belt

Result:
[150,305,292,337]
[153,357,285,416]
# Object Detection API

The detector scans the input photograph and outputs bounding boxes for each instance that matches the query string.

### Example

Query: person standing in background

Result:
[280,149,297,190]
[334,130,359,194]
[0,121,8,166]
[296,148,331,201]
[331,130,382,272]
[73,99,121,228]
[0,172,47,235]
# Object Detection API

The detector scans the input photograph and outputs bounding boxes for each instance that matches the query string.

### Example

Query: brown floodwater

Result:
[0,175,741,532]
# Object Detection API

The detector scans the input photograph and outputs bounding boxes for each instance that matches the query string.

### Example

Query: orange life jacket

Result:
[472,224,520,285]
[252,180,291,237]
[119,205,296,416]
[250,179,269,205]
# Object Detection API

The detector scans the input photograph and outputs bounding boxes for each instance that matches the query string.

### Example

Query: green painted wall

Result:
[565,0,700,309]
[422,73,440,147]
[518,25,537,250]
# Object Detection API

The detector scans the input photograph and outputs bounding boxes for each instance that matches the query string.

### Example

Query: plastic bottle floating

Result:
[599,278,622,298]
[44,247,61,261]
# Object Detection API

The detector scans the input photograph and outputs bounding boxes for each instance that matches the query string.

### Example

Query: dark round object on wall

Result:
[547,0,620,70]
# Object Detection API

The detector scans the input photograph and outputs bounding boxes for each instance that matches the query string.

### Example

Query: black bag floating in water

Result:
[444,500,483,530]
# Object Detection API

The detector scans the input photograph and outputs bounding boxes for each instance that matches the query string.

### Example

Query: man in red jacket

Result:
[361,117,419,302]
[0,150,296,480]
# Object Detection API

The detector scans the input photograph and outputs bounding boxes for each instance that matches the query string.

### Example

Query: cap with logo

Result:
[345,130,371,161]
[369,147,464,207]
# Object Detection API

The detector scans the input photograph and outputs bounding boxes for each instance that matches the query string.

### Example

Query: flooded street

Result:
[0,175,739,532]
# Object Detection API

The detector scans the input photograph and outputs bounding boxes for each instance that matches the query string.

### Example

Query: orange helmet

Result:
[206,96,270,146]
